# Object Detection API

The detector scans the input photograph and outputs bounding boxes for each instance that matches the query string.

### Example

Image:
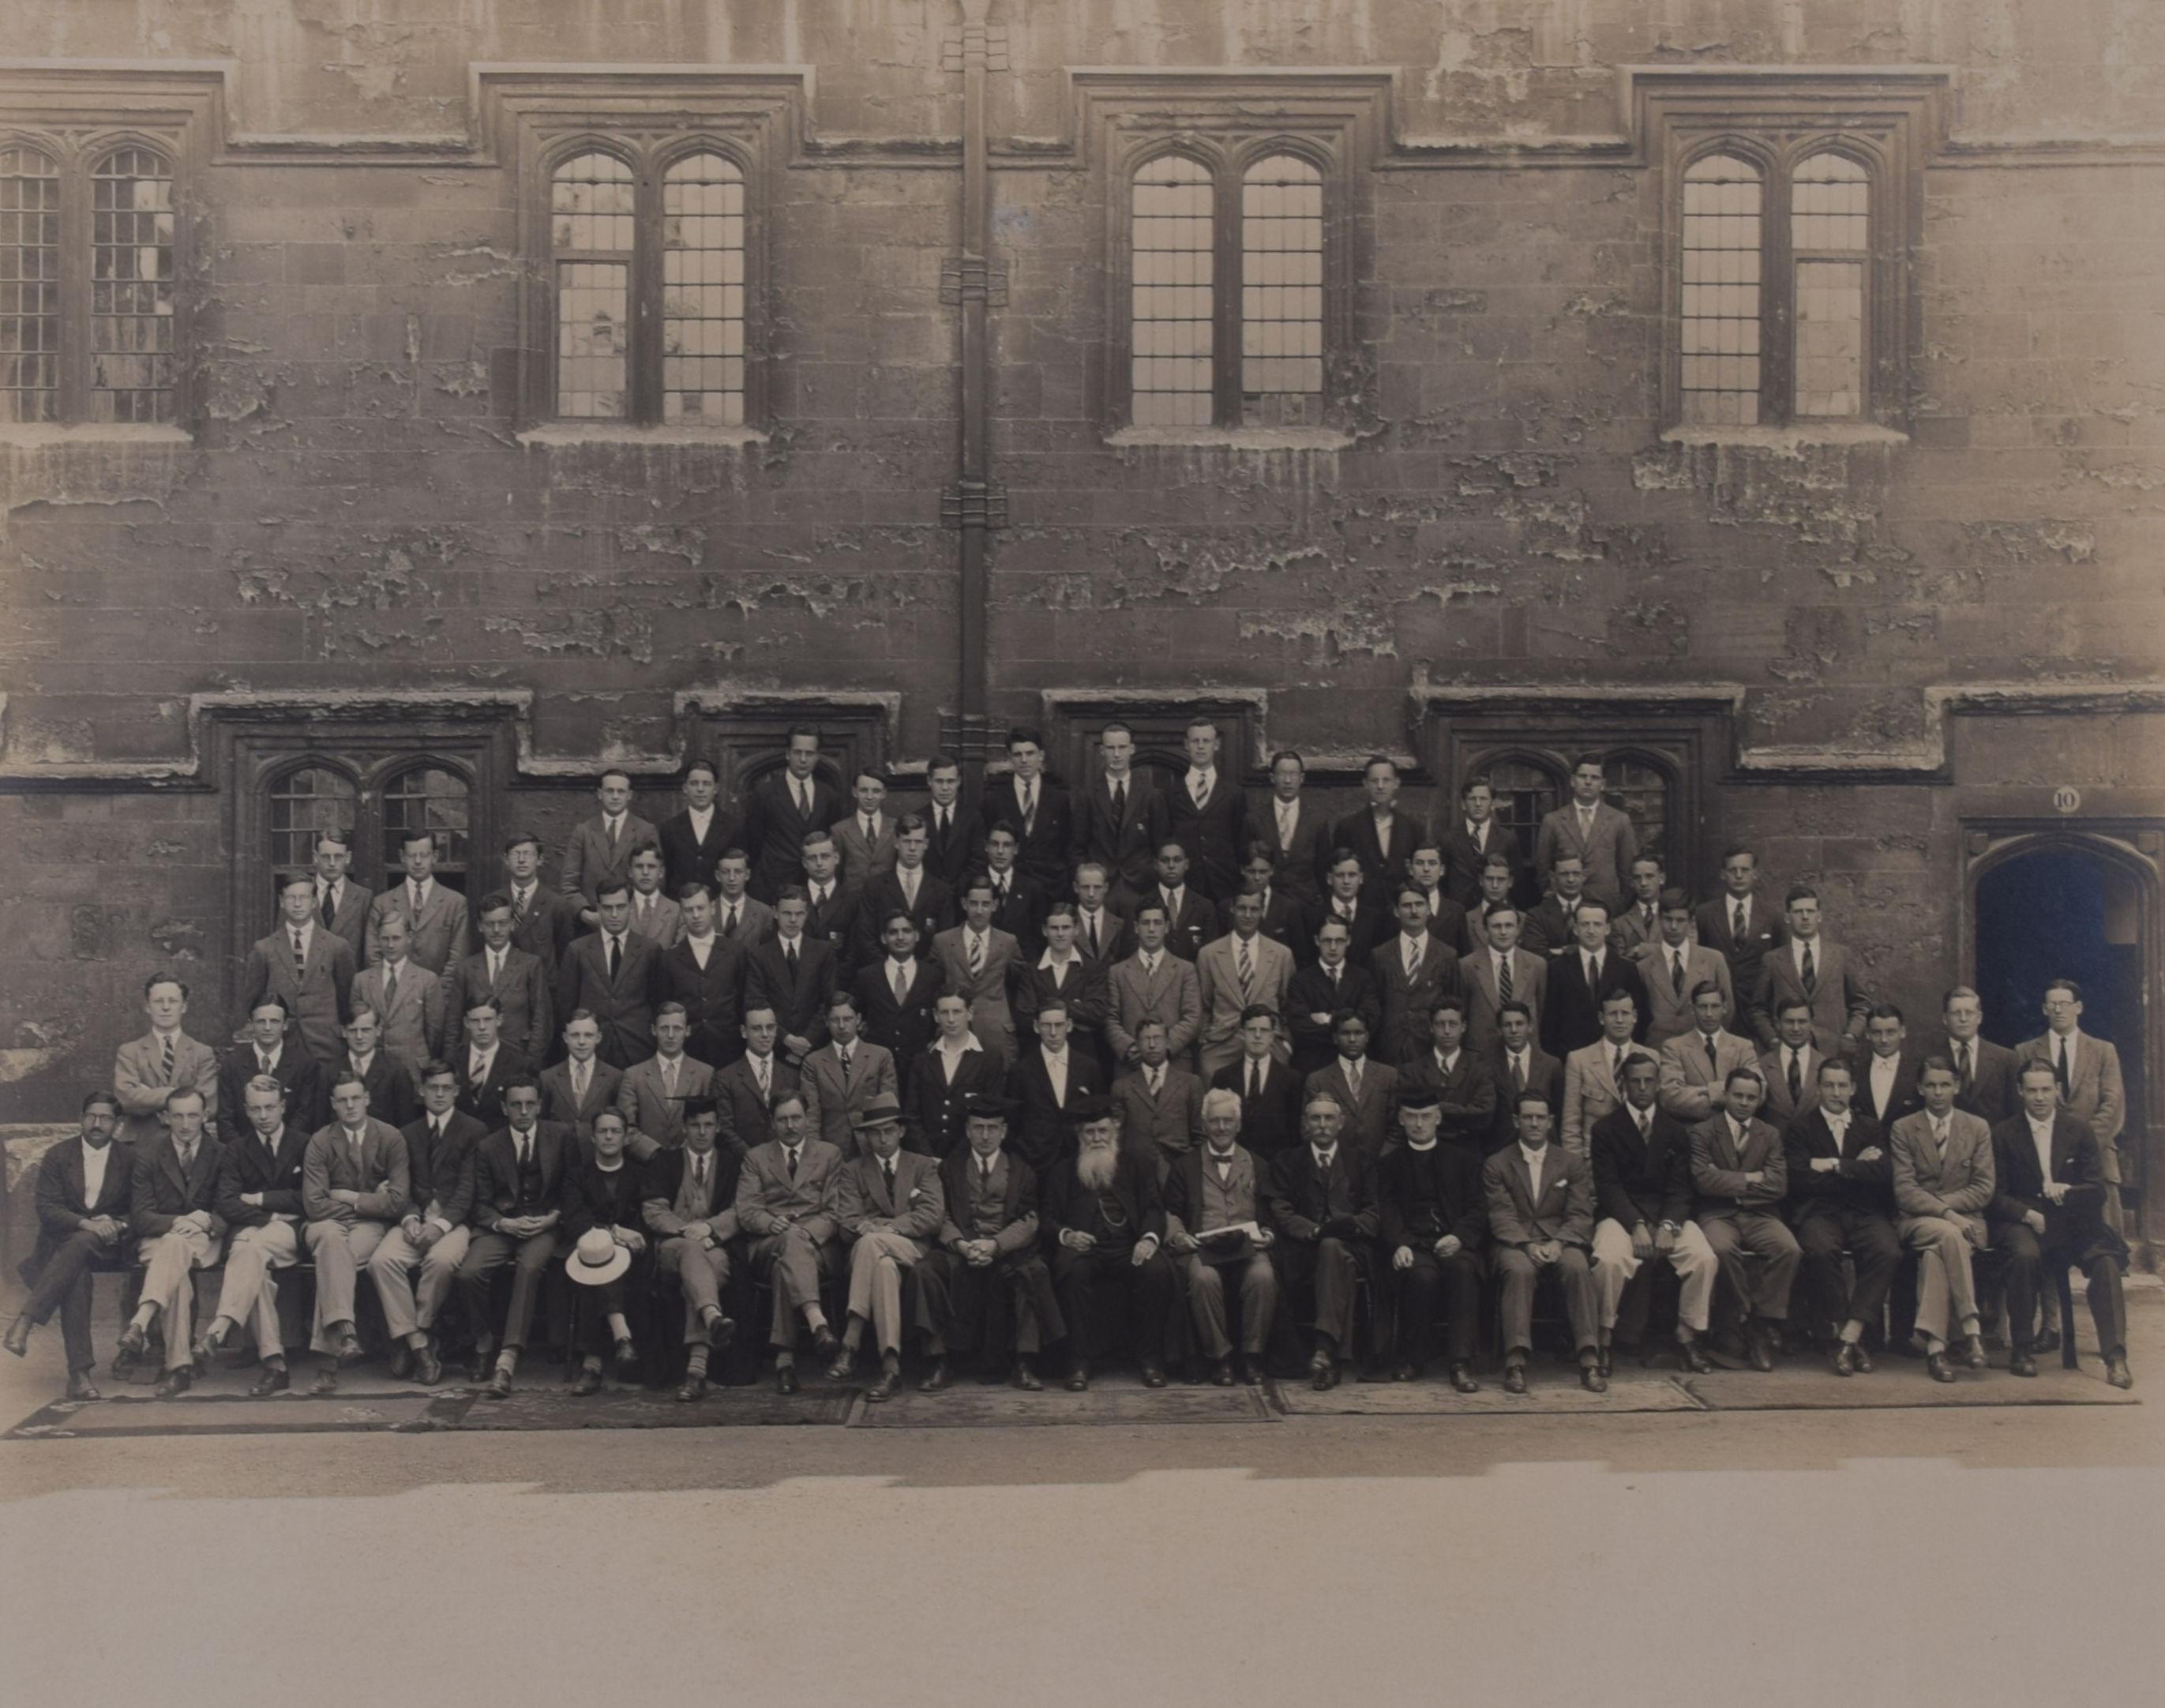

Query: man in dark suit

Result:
[1330,756,1421,899]
[1210,1007,1302,1162]
[1165,718,1248,903]
[1694,844,1786,996]
[659,759,734,896]
[333,1008,420,1130]
[310,828,372,960]
[797,829,863,986]
[1487,1002,1563,1153]
[1404,843,1472,955]
[921,753,975,890]
[656,883,746,1071]
[854,911,944,1094]
[116,1087,227,1398]
[192,1072,315,1394]
[745,888,840,1070]
[1070,863,1133,969]
[4,1092,134,1398]
[1484,1089,1604,1393]
[978,726,1071,898]
[831,771,900,889]
[1854,1003,1924,1129]
[907,993,1002,1158]
[1040,1098,1175,1388]
[1990,1060,2133,1387]
[456,1078,572,1396]
[1375,1090,1486,1389]
[1932,985,2020,1128]
[1369,887,1465,1068]
[1690,1069,1803,1371]
[1437,775,1522,909]
[641,1098,744,1402]
[850,814,952,967]
[1069,721,1169,907]
[1260,751,1330,907]
[1300,851,1388,968]
[1004,1000,1105,1175]
[1589,1053,1717,1373]
[218,995,327,1144]
[1237,843,1308,959]
[1287,917,1380,1076]
[1784,1057,1900,1376]
[1267,1094,1378,1391]
[1541,898,1650,1059]
[442,892,552,1062]
[1147,840,1218,963]
[367,1061,485,1387]
[452,996,532,1131]
[712,1005,813,1162]
[741,727,842,903]
[979,824,1046,959]
[1008,903,1111,1077]
[555,880,659,1070]
[1394,997,1499,1153]
[1520,856,1590,961]
[499,831,581,973]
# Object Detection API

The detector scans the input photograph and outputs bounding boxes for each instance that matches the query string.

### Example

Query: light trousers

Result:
[305,1218,390,1353]
[135,1225,220,1370]
[1901,1214,1983,1343]
[1590,1216,1717,1335]
[658,1237,733,1344]
[366,1223,472,1340]
[211,1221,301,1357]
[844,1229,929,1354]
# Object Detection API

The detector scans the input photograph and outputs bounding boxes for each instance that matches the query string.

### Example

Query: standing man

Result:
[538,1011,624,1145]
[1534,756,1638,915]
[457,1077,572,1397]
[659,759,733,896]
[1286,917,1379,1075]
[714,1006,816,1162]
[1854,1003,1924,1130]
[2017,978,2128,1237]
[1463,903,1546,1054]
[443,892,551,1063]
[1166,718,1248,903]
[1541,899,1650,1060]
[1521,854,1591,960]
[114,975,220,1149]
[929,876,1023,1068]
[1110,1014,1208,1175]
[366,1060,483,1389]
[452,995,530,1130]
[831,769,899,888]
[1148,841,1218,964]
[741,728,841,903]
[556,879,660,1070]
[1195,892,1295,1078]
[1439,775,1521,910]
[1932,985,2020,1128]
[1694,845,1786,994]
[4,1092,134,1399]
[1003,1000,1102,1176]
[1303,1012,1399,1158]
[1261,749,1328,906]
[500,831,580,972]
[854,911,943,1094]
[1608,857,1671,955]
[366,829,471,974]
[1485,1003,1562,1154]
[242,872,357,1065]
[735,1093,847,1392]
[216,996,325,1147]
[1375,1090,1487,1390]
[1462,854,1521,953]
[801,990,899,1156]
[1588,1055,1717,1374]
[351,914,445,1073]
[1688,1070,1802,1372]
[746,888,841,1070]
[300,1071,410,1395]
[1784,1057,1900,1378]
[193,1075,313,1395]
[1629,890,1732,1048]
[616,1002,716,1152]
[708,848,775,948]
[1010,903,1111,1075]
[1889,1058,1995,1382]
[1560,990,1643,1162]
[310,828,372,959]
[1370,886,1463,1068]
[640,1098,741,1402]
[825,1091,944,1400]
[1038,1098,1175,1390]
[1071,864,1132,970]
[1395,997,1499,1154]
[906,993,1000,1160]
[333,1008,419,1131]
[921,753,974,891]
[559,769,659,928]
[1484,1091,1604,1394]
[979,726,1071,897]
[850,813,951,967]
[624,841,684,951]
[1210,1007,1303,1162]
[658,883,745,1071]
[1748,886,1869,1060]
[1657,981,1760,1125]
[1754,998,1827,1132]
[114,1088,226,1398]
[1331,756,1420,899]
[1069,721,1167,909]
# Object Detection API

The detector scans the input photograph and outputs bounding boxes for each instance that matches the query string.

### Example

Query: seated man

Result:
[1784,1057,1900,1378]
[1990,1060,2133,1387]
[561,1109,651,1395]
[301,1071,411,1395]
[366,1060,483,1388]
[4,1091,135,1400]
[456,1077,572,1398]
[734,1092,846,1393]
[917,1095,1065,1392]
[1889,1057,1994,1382]
[1589,1053,1717,1375]
[1484,1090,1604,1393]
[641,1097,741,1402]
[1162,1089,1278,1386]
[115,1087,227,1398]
[826,1091,945,1401]
[1266,1094,1378,1391]
[1375,1090,1485,1391]
[1688,1068,1802,1372]
[193,1075,313,1396]
[1038,1098,1174,1391]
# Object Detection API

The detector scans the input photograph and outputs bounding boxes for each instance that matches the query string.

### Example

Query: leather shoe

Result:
[2009,1350,2039,1378]
[1746,1331,1775,1373]
[413,1346,443,1387]
[1852,1344,1875,1373]
[1064,1363,1090,1392]
[1926,1350,1958,1383]
[2034,1325,2062,1354]
[1595,1346,1614,1380]
[708,1315,737,1353]
[1503,1363,1528,1395]
[1140,1364,1169,1388]
[1011,1358,1043,1392]
[918,1358,952,1393]
[1961,1333,1988,1370]
[249,1363,291,1398]
[155,1367,193,1399]
[824,1355,854,1383]
[675,1373,709,1403]
[1211,1357,1236,1387]
[613,1338,640,1376]
[485,1366,512,1399]
[810,1325,839,1363]
[1449,1362,1479,1395]
[867,1367,902,1402]
[1307,1349,1334,1391]
[1234,1356,1262,1387]
[2,1316,28,1358]
[1830,1341,1863,1378]
[309,1368,340,1396]
[335,1330,365,1368]
[571,1365,602,1396]
[1581,1363,1608,1395]
[467,1339,496,1384]
[1391,1360,1417,1383]
[775,1364,801,1395]
[114,1320,148,1371]
[387,1343,414,1381]
[2105,1356,2133,1391]
[65,1371,101,1402]
[1678,1339,1715,1375]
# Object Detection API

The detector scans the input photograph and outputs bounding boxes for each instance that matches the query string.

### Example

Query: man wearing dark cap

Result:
[1037,1097,1175,1390]
[827,1091,945,1401]
[1374,1090,1486,1390]
[917,1095,1065,1391]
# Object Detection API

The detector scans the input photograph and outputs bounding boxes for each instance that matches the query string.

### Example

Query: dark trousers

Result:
[19,1233,127,1372]
[1049,1242,1175,1365]
[574,1256,653,1357]
[1699,1207,1802,1323]
[1274,1235,1363,1351]
[919,1248,1064,1357]
[456,1229,559,1350]
[1795,1206,1901,1340]
[1390,1248,1484,1368]
[1993,1222,2129,1358]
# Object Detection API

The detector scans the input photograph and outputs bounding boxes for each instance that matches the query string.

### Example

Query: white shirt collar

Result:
[1518,1142,1547,1174]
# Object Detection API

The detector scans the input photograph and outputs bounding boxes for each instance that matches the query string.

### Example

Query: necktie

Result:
[1956,1042,1972,1094]
[320,884,337,929]
[2054,1037,2071,1097]
[291,929,306,975]
[840,1046,854,1088]
[1642,906,1656,937]
[1498,954,1513,1005]
[1511,1053,1526,1094]
[1021,783,1036,834]
[1248,1061,1260,1102]
[265,1132,281,1166]
[490,949,504,986]
[512,887,529,925]
[1086,914,1101,956]
[573,1062,588,1103]
[936,807,950,843]
[1405,939,1420,979]
[431,1118,445,1148]
[1143,952,1158,980]
[1192,773,1207,809]
[1787,1051,1802,1106]
[1146,1067,1161,1099]
[892,962,909,1004]
[884,1157,897,1196]
[411,881,424,918]
[1932,1120,1947,1162]
[161,1034,175,1078]
[471,1053,485,1088]
[1236,937,1254,1002]
[786,1147,800,1181]
[177,1141,196,1177]
[1347,1060,1363,1099]
[1586,952,1602,987]
[693,1154,707,1191]
[606,935,621,981]
[1732,900,1746,940]
[258,1050,273,1075]
[862,815,876,846]
[980,1158,994,1189]
[662,1057,677,1096]
[381,963,397,1015]
[516,1132,531,1169]
[1704,1032,1719,1072]
[722,904,738,938]
[1326,964,1339,989]
[967,933,985,975]
[1612,1044,1625,1083]
[606,816,620,848]
[1635,1109,1649,1141]
[785,939,799,971]
[1672,951,1687,995]
[1112,782,1126,819]
[794,779,809,816]
[1800,942,1817,997]
[1316,1151,1332,1199]
[756,1057,771,1100]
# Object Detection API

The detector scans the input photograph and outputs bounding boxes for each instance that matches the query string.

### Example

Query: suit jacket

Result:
[1368,935,1465,1067]
[1438,816,1522,909]
[1165,770,1249,903]
[1855,1051,1925,1131]
[350,959,445,1072]
[657,934,749,1070]
[850,868,954,965]
[1411,888,1473,957]
[711,1053,813,1162]
[640,1143,744,1241]
[935,1147,1040,1252]
[398,1109,486,1229]
[1589,1105,1694,1229]
[300,1118,409,1223]
[316,878,373,959]
[1987,1111,2126,1265]
[1146,886,1218,963]
[1303,1057,1399,1158]
[1007,954,1111,1047]
[1606,900,1672,957]
[2014,1031,2127,1161]
[1037,1150,1167,1249]
[1104,950,1204,1064]
[741,772,842,902]
[1210,1055,1303,1162]
[1298,895,1389,967]
[26,1136,136,1280]
[539,1057,625,1143]
[659,805,736,896]
[801,1041,899,1156]
[505,883,583,972]
[468,1121,575,1224]
[835,1147,946,1248]
[241,927,357,1065]
[442,945,552,1062]
[1285,962,1381,1075]
[1484,1143,1593,1248]
[801,880,866,976]
[212,1117,314,1229]
[1750,937,1870,1057]
[1071,907,1134,970]
[979,777,1073,895]
[1560,1040,1643,1160]
[929,926,1022,1061]
[625,890,685,953]
[1460,944,1548,1054]
[1693,894,1787,993]
[978,871,1045,959]
[1688,1113,1786,1214]
[1397,1047,1502,1154]
[1533,801,1638,914]
[1754,1044,1827,1131]
[1330,809,1420,899]
[1782,1108,1893,1221]
[1627,940,1734,1047]
[1071,773,1170,897]
[1002,1045,1105,1173]
[216,1043,326,1147]
[1195,932,1296,1057]
[334,1050,420,1131]
[1519,895,1578,960]
[1111,1063,1207,1166]
[735,1136,846,1246]
[1656,1029,1761,1124]
[557,929,662,1069]
[1260,796,1330,905]
[615,1052,717,1151]
[1929,1034,2021,1128]
[557,813,660,910]
[1162,1143,1266,1246]
[829,809,900,888]
[1540,949,1650,1060]
[129,1130,227,1242]
[922,801,976,889]
[906,1042,1000,1158]
[1376,1139,1488,1252]
[1266,1142,1379,1246]
[1888,1109,1995,1229]
[453,1045,532,1130]
[1485,1043,1563,1151]
[746,934,842,1064]
[365,881,471,974]
[853,956,944,1078]
[711,893,776,952]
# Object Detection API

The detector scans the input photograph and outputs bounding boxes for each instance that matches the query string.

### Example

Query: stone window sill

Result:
[1105,426,1356,452]
[516,423,769,449]
[1659,423,1910,450]
[0,423,194,449]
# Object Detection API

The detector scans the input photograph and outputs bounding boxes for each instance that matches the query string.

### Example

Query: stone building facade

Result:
[0,3,2159,1244]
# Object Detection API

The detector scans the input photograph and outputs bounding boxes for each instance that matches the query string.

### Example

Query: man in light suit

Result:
[555,880,660,1070]
[350,913,445,1073]
[1109,1019,1206,1172]
[113,974,221,1147]
[1166,718,1248,903]
[1304,1012,1399,1158]
[1330,756,1421,900]
[442,892,551,1062]
[300,1071,411,1394]
[1748,886,1869,1060]
[2017,977,2128,1237]
[640,1097,741,1402]
[624,841,684,951]
[114,1087,225,1397]
[800,989,899,1157]
[1889,1057,1996,1381]
[1533,754,1638,915]
[366,1062,485,1389]
[365,828,471,974]
[1607,857,1672,955]
[742,728,842,903]
[1561,989,1643,1162]
[826,1091,944,1400]
[242,873,357,1067]
[1369,886,1464,1068]
[1462,903,1546,1055]
[1628,891,1732,1048]
[1694,844,1786,995]
[558,768,659,928]
[734,1093,847,1392]
[1657,981,1760,1124]
[1484,1090,1604,1393]
[1689,1068,1802,1370]
[1195,892,1295,1078]
[929,876,1023,1069]
[1104,900,1203,1071]
[831,769,900,887]
[1260,749,1328,907]
[615,1002,715,1152]
[540,1012,625,1147]
[658,759,734,896]
[4,1092,135,1398]
[1069,721,1168,907]
[1754,998,1826,1131]
[1931,985,2021,1128]
[310,828,372,959]
[1437,775,1522,910]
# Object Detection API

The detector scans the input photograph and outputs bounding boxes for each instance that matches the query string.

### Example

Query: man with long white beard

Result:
[1038,1098,1175,1390]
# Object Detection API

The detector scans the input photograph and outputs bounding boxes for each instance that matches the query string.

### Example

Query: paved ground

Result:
[3,1294,2160,1708]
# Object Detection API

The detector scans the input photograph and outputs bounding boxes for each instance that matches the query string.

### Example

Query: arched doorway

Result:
[1972,833,2156,1232]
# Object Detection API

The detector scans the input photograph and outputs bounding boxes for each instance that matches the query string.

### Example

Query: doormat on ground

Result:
[7,1388,443,1439]
[1682,1362,2140,1410]
[428,1383,856,1430]
[1269,1368,1705,1417]
[849,1380,1275,1428]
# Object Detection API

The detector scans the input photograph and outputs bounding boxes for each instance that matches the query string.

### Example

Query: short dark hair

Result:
[501,830,543,854]
[1270,749,1304,771]
[1723,1068,1766,1094]
[418,1058,456,1085]
[1498,1000,1533,1023]
[399,827,437,851]
[598,767,633,788]
[1461,775,1493,798]
[462,993,503,1015]
[1866,1002,1906,1026]
[475,890,512,916]
[1689,978,1725,1004]
[81,1089,122,1115]
[1428,995,1468,1019]
[1784,884,1819,907]
[1006,724,1046,751]
[684,758,719,783]
[144,972,189,1000]
[1658,887,1691,913]
[926,751,962,778]
[2043,977,2083,1003]
[775,884,809,907]
[595,879,631,903]
[1918,1055,1958,1082]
